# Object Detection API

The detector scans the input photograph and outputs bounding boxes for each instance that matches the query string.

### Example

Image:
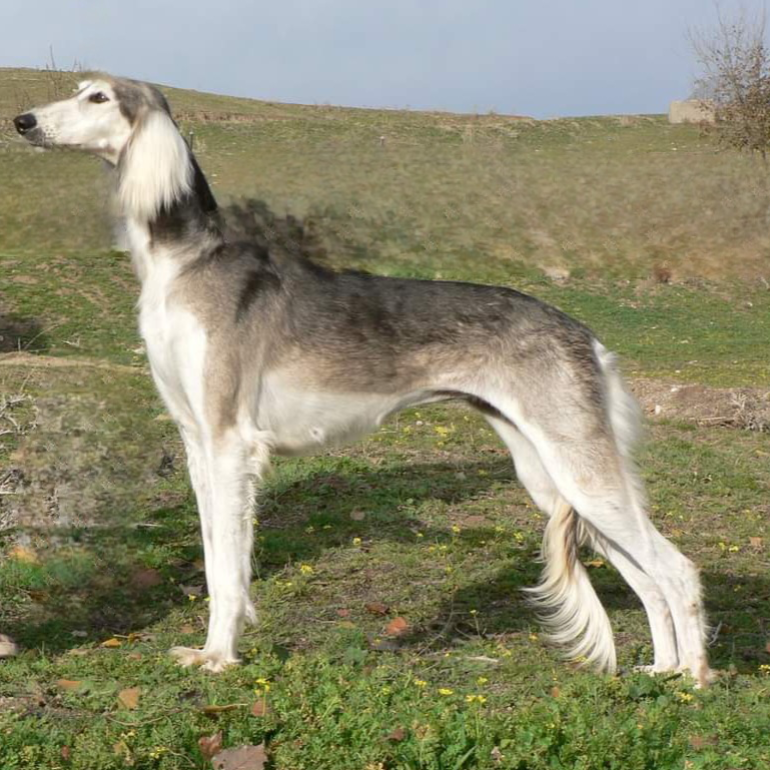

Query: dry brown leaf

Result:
[211,743,268,770]
[9,545,39,564]
[251,699,269,717]
[385,616,409,636]
[56,679,84,691]
[365,602,390,616]
[60,746,71,760]
[583,558,605,569]
[689,734,719,751]
[765,640,770,654]
[749,536,764,550]
[181,584,204,597]
[335,608,351,618]
[460,515,491,528]
[112,739,133,764]
[387,726,407,742]
[101,637,122,648]
[199,732,223,761]
[118,687,141,710]
[550,686,561,698]
[130,568,163,589]
[112,740,134,767]
[350,509,366,521]
[180,624,196,634]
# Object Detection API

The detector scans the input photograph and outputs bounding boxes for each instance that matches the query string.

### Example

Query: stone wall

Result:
[668,100,715,124]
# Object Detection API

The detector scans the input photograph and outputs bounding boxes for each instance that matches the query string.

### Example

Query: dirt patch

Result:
[0,351,141,374]
[630,378,770,431]
[0,359,176,533]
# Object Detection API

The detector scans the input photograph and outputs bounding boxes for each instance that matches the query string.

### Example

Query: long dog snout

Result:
[13,113,37,135]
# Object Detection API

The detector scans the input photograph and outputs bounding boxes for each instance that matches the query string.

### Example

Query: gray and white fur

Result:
[13,75,712,685]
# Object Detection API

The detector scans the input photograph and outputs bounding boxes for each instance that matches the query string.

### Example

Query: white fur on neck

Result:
[118,110,193,222]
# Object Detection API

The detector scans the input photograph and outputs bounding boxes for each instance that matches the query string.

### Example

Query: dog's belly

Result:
[258,377,437,456]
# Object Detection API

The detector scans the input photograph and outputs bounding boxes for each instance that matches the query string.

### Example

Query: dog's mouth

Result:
[19,126,49,147]
[13,114,53,148]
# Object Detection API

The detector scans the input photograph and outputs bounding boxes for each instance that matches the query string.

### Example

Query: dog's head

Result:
[14,74,194,221]
[13,75,171,166]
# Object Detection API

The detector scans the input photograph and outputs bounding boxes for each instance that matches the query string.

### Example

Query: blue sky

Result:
[1,0,743,117]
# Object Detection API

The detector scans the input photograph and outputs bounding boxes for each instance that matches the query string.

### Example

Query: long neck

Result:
[143,152,220,244]
[116,112,223,281]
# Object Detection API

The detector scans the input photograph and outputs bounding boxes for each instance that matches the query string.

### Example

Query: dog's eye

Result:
[88,92,109,104]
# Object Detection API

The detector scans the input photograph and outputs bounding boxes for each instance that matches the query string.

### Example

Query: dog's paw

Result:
[0,634,18,658]
[169,646,239,673]
[632,662,715,688]
[632,664,674,675]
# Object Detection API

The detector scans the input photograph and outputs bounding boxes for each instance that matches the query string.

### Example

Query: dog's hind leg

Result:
[482,411,616,672]
[481,396,688,678]
[484,374,709,684]
[544,451,708,684]
[171,426,264,672]
[486,410,680,672]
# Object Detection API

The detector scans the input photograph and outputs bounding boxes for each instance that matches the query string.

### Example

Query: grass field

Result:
[1,67,769,769]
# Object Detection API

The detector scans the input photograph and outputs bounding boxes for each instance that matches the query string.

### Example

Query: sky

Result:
[0,0,748,118]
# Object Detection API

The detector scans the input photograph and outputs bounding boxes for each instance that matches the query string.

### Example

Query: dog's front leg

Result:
[171,428,261,672]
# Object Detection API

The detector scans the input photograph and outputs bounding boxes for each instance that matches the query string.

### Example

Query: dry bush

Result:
[691,8,770,159]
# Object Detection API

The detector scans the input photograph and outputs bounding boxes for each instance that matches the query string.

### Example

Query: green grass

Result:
[1,67,770,769]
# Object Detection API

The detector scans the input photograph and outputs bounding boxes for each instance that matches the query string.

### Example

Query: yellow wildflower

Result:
[465,694,487,704]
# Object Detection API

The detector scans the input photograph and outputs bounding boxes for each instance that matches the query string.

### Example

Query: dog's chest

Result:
[137,255,208,424]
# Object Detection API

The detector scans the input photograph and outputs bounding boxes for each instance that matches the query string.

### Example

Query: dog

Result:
[12,74,712,684]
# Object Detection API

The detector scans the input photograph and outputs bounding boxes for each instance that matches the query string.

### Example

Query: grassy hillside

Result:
[1,68,769,769]
[3,66,770,284]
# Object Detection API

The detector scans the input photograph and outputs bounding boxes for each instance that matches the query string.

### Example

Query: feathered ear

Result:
[117,108,192,222]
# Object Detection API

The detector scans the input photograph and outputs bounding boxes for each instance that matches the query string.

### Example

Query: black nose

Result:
[13,113,37,135]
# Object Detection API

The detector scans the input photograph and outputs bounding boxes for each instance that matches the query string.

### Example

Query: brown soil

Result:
[630,378,770,431]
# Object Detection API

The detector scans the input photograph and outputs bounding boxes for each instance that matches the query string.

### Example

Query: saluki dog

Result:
[13,75,712,685]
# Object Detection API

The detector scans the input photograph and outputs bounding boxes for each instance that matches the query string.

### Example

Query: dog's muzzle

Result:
[13,113,38,135]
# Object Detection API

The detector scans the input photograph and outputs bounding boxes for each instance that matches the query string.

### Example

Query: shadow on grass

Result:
[5,458,514,655]
[7,456,768,676]
[0,312,49,353]
[3,502,199,653]
[701,568,770,674]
